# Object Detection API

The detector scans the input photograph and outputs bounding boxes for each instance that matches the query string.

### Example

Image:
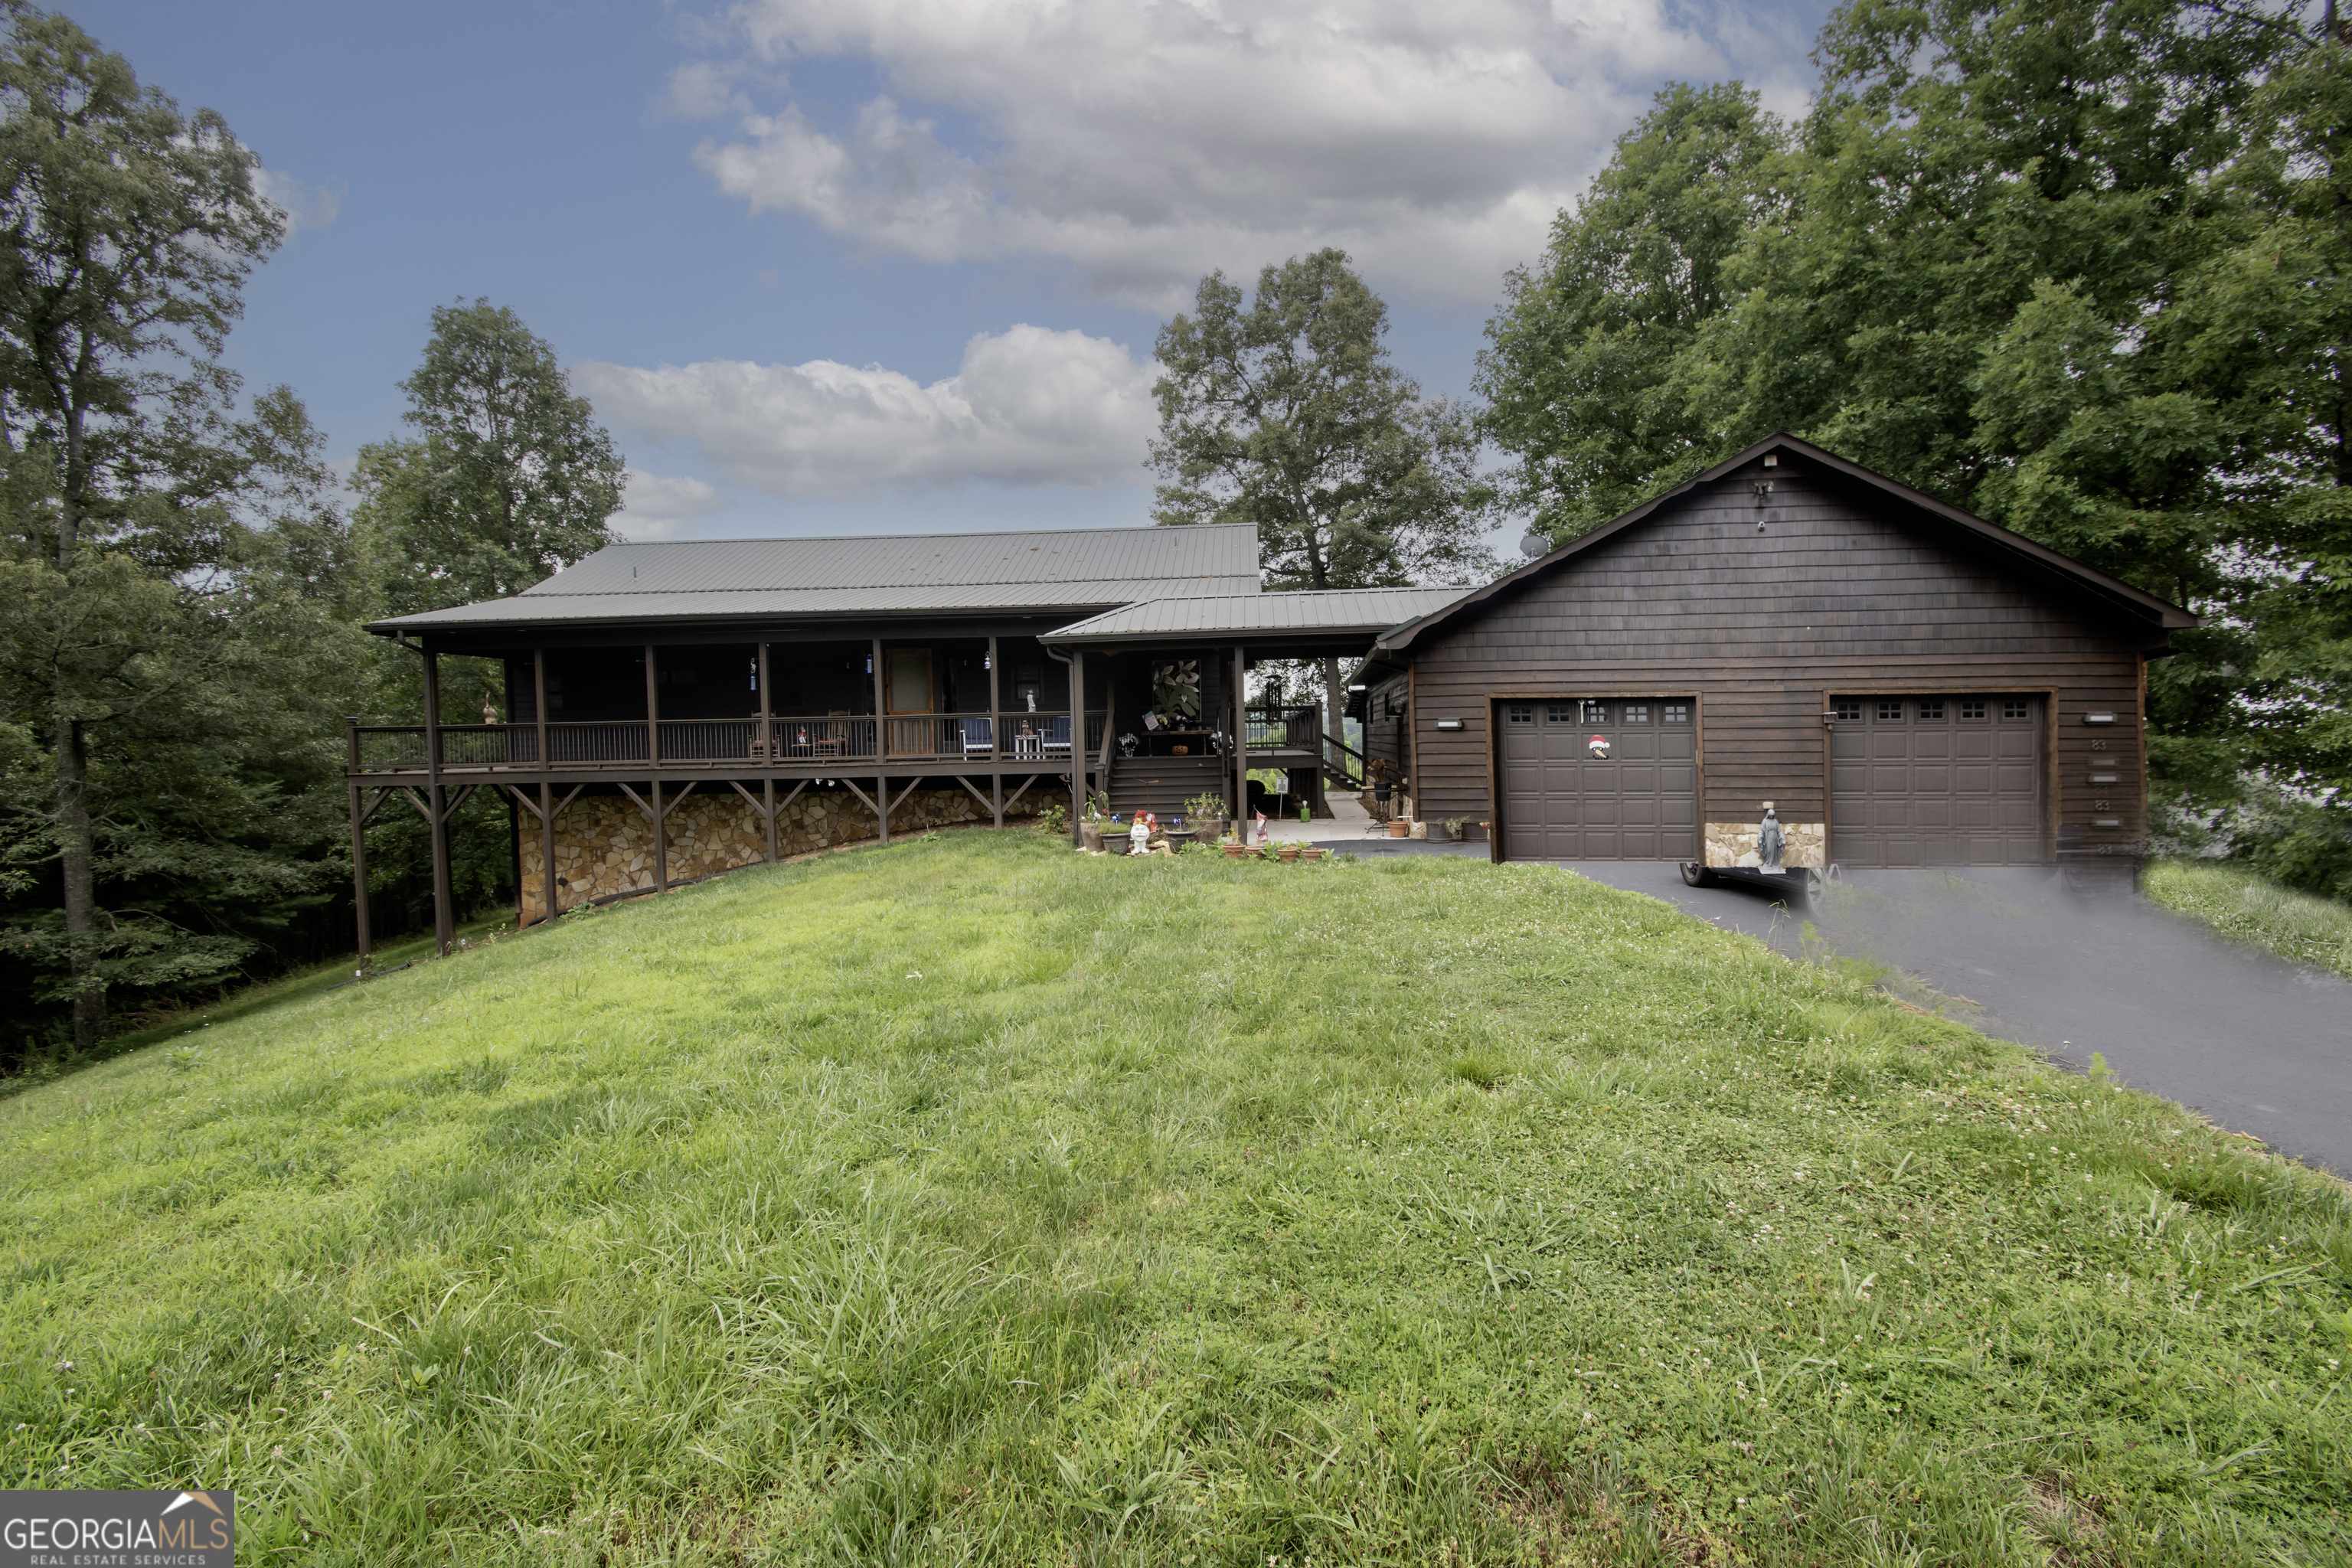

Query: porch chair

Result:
[1040,715,1072,759]
[961,715,995,760]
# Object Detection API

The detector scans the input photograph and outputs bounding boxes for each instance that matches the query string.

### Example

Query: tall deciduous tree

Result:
[1152,249,1494,744]
[1478,0,2351,884]
[1478,83,1788,533]
[0,1,292,1049]
[354,299,624,624]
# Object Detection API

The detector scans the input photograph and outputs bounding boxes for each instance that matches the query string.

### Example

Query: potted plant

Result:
[1221,836,1248,858]
[1387,817,1410,838]
[1367,758,1393,809]
[1078,789,1110,852]
[1442,817,1468,842]
[1277,842,1301,862]
[1184,791,1227,846]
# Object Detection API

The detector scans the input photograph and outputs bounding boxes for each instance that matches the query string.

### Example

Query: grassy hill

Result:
[2,832,2347,1564]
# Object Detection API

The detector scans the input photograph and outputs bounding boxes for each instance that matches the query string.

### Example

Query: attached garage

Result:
[1498,697,1697,860]
[1353,434,2195,875]
[1828,694,2046,867]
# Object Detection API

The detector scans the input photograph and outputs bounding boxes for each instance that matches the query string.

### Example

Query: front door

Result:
[886,649,936,756]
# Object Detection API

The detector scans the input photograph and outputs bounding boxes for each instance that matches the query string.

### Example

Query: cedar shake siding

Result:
[1400,449,2174,867]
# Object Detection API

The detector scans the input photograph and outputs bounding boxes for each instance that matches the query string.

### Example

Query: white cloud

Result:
[254,165,341,234]
[614,469,724,540]
[577,325,1156,497]
[678,0,1812,306]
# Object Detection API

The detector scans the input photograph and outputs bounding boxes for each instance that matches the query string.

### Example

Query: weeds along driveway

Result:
[1544,861,2352,1176]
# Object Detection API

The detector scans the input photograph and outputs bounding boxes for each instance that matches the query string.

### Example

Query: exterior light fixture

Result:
[1435,718,1465,732]
[2083,711,2116,725]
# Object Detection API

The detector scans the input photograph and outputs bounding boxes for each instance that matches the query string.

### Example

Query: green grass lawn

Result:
[2145,858,2352,983]
[3,833,2347,1564]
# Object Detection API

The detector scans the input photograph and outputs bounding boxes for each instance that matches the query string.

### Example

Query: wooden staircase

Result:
[1105,753,1227,822]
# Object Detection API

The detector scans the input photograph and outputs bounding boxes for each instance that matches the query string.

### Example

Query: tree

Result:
[1478,83,1789,534]
[0,2,288,1049]
[353,299,624,623]
[1475,0,2349,874]
[1151,249,1495,743]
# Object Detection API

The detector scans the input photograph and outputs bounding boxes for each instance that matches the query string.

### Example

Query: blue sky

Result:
[64,0,1828,547]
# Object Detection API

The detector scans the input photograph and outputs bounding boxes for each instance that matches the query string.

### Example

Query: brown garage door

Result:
[1829,695,2046,867]
[1500,698,1697,860]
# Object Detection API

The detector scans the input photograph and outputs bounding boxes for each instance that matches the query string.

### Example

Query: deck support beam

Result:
[423,647,455,956]
[651,779,666,893]
[1068,649,1088,846]
[534,648,556,923]
[345,718,371,965]
[1231,644,1249,841]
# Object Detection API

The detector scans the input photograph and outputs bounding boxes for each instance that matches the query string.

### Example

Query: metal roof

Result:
[1043,586,1475,645]
[369,523,1260,633]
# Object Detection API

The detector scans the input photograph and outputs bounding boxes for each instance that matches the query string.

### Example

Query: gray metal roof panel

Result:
[1043,586,1475,642]
[372,578,1254,631]
[368,522,1263,632]
[523,522,1257,595]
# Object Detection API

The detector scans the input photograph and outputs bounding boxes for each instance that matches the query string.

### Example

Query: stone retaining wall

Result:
[518,784,1024,922]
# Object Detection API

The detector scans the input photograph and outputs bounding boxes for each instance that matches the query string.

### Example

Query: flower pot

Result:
[1079,821,1104,852]
[1277,844,1301,862]
[1387,819,1410,838]
[1298,847,1326,861]
[1221,841,1247,858]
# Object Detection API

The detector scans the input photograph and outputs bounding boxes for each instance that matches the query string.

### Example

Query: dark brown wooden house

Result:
[350,521,1460,955]
[1351,434,2195,877]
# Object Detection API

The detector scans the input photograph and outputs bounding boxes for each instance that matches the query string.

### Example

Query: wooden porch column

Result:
[533,648,556,923]
[871,636,887,762]
[422,648,456,956]
[644,644,661,766]
[876,775,890,843]
[1231,645,1249,840]
[1068,649,1088,845]
[758,641,778,862]
[988,633,1004,827]
[345,717,371,965]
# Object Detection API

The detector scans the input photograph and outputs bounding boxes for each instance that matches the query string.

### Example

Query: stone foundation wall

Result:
[518,784,1020,922]
[1704,818,1827,871]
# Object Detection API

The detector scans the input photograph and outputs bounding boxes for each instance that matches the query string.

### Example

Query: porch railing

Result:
[1244,704,1322,750]
[349,712,1107,775]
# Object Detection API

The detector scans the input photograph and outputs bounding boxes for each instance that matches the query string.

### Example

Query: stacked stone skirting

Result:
[517,784,1025,923]
[1702,819,1827,871]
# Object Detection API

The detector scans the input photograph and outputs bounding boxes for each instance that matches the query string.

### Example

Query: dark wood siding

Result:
[1406,456,2154,862]
[1362,671,1410,781]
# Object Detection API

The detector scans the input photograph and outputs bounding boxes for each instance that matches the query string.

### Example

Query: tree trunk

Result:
[54,716,102,1050]
[1322,657,1344,776]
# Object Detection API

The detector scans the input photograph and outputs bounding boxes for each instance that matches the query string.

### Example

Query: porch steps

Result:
[1105,754,1227,823]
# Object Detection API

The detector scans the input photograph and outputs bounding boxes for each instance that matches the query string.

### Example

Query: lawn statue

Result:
[1757,802,1785,874]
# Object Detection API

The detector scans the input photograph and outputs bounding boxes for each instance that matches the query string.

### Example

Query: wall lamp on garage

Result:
[2082,711,2117,725]
[1435,718,1465,732]
[1348,683,1367,692]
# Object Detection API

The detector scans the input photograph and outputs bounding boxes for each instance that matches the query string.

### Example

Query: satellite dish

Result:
[1518,531,1550,560]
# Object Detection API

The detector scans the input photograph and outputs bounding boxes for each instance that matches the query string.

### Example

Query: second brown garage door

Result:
[1829,695,2046,867]
[1499,697,1697,860]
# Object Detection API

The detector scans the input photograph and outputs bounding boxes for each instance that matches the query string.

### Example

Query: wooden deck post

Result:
[1068,649,1088,845]
[988,633,1004,827]
[345,717,371,964]
[1231,645,1249,839]
[533,648,556,923]
[758,641,778,862]
[651,779,667,893]
[871,636,890,844]
[876,775,889,842]
[422,648,456,956]
[644,643,660,766]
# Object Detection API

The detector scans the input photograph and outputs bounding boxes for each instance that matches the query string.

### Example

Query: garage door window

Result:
[1917,698,1945,720]
[1622,703,1650,723]
[1663,703,1690,724]
[2002,699,2030,720]
[1504,702,1534,725]
[1959,700,1987,720]
[1876,699,1903,721]
[1579,700,1609,724]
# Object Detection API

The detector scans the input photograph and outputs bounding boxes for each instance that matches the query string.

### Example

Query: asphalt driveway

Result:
[1541,861,2352,1175]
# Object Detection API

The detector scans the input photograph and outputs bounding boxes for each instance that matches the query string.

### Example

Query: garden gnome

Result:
[1129,813,1152,856]
[1757,802,1785,874]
